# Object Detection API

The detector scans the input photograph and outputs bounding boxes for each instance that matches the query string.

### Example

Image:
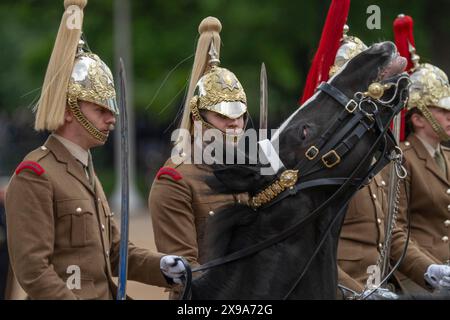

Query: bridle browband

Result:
[179,74,410,300]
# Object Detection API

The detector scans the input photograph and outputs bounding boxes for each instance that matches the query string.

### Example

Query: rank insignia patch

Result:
[15,161,45,176]
[156,167,182,181]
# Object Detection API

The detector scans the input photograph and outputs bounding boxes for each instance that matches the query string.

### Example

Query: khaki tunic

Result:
[149,159,248,267]
[391,134,450,290]
[337,174,388,293]
[149,159,248,298]
[5,136,168,300]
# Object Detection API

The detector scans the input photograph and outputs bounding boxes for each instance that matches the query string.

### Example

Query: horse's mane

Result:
[204,203,256,260]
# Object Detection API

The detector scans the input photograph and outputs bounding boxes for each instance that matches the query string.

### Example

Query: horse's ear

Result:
[213,165,265,193]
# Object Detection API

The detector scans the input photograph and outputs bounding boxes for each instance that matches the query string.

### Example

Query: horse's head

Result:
[216,41,409,196]
[331,41,407,97]
[278,41,407,168]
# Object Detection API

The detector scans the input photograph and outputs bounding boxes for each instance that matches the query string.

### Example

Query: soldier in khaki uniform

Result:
[337,176,390,294]
[149,17,249,298]
[5,0,185,300]
[389,36,450,293]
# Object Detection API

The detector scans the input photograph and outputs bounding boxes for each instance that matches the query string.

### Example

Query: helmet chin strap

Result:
[418,105,450,142]
[68,97,109,143]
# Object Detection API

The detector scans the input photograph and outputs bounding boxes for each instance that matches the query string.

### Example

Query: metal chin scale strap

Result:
[68,96,109,143]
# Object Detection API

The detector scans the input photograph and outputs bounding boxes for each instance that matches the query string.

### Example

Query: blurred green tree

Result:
[1,0,448,124]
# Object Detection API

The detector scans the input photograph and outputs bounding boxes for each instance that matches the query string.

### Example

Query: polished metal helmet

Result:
[66,41,118,143]
[189,43,247,129]
[329,25,368,77]
[190,66,247,123]
[406,42,450,141]
[68,50,118,115]
[408,63,450,111]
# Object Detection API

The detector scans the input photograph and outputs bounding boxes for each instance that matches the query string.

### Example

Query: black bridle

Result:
[179,74,411,300]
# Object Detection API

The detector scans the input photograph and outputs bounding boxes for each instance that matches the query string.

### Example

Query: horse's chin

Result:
[379,54,407,80]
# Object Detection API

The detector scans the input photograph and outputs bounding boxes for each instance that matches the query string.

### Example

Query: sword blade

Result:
[260,62,268,139]
[117,58,130,300]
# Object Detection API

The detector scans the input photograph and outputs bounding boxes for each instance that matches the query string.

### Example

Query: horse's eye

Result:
[300,125,308,140]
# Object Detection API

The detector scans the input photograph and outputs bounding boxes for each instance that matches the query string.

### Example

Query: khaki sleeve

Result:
[109,218,168,288]
[149,176,200,268]
[390,164,439,288]
[337,266,365,295]
[5,171,76,299]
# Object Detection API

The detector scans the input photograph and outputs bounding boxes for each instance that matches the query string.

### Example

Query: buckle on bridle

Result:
[322,150,341,168]
[345,100,358,113]
[305,146,319,160]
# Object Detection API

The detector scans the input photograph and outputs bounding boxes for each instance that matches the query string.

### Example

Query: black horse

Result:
[189,41,409,299]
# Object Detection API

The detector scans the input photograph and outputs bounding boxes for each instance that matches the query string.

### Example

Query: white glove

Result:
[160,255,187,285]
[425,264,450,290]
[362,287,399,300]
